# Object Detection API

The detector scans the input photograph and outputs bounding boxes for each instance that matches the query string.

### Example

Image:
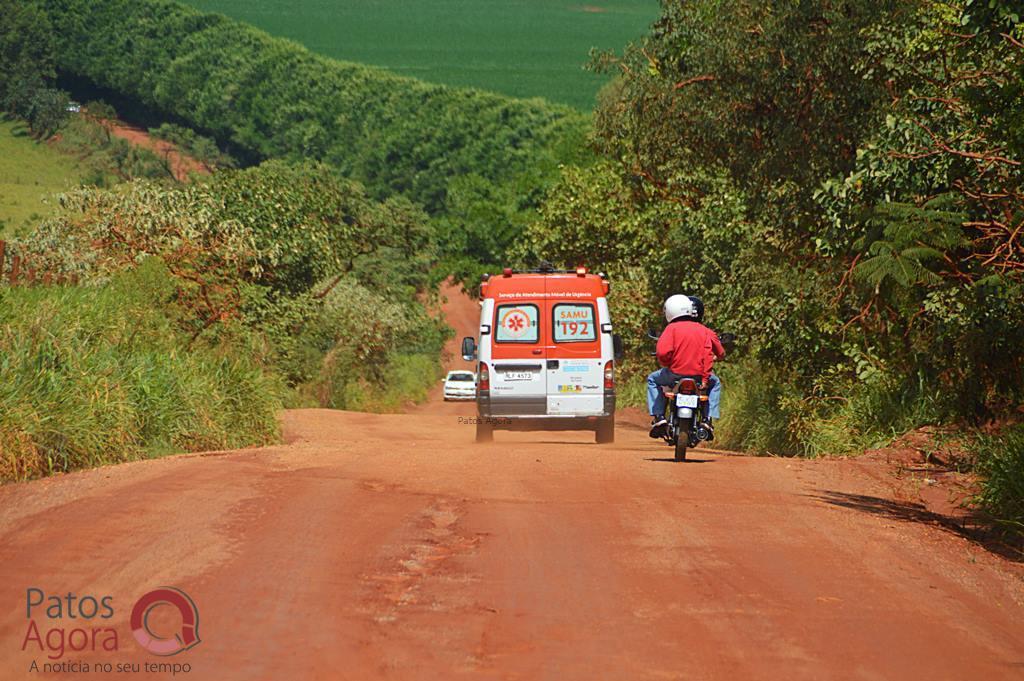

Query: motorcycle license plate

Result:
[675,394,699,408]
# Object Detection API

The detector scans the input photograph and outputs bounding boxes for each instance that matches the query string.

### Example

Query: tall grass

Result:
[0,260,282,481]
[713,361,800,456]
[973,425,1024,537]
[622,357,951,458]
[0,119,84,237]
[340,353,444,413]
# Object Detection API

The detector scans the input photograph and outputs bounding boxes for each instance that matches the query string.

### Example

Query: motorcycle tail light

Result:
[679,378,698,393]
[603,360,614,389]
[478,363,490,390]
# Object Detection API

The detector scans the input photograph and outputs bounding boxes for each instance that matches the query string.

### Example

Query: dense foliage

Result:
[525,0,1024,472]
[149,122,236,170]
[0,0,69,136]
[21,160,446,372]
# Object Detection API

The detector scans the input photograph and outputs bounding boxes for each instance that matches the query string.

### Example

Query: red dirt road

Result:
[2,412,1022,680]
[103,120,209,182]
[1,288,1023,680]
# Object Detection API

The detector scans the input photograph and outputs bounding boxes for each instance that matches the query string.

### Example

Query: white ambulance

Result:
[461,265,624,443]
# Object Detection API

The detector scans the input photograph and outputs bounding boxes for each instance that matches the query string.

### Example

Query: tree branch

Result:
[673,74,716,90]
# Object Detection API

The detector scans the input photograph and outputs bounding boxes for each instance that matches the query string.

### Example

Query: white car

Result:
[442,370,477,401]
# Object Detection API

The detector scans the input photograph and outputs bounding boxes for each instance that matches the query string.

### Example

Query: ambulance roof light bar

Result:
[492,262,595,276]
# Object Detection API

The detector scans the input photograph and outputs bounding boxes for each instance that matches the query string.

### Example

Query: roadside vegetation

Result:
[973,426,1024,536]
[1,1,452,480]
[0,261,282,480]
[519,1,1024,534]
[0,160,448,480]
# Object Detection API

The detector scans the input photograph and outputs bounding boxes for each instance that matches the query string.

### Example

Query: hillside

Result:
[43,0,590,213]
[183,0,660,110]
[0,120,83,238]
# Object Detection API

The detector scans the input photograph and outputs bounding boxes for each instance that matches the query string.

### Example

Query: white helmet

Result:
[664,294,698,322]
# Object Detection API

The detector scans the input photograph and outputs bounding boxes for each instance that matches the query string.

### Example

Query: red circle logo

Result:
[500,308,530,338]
[130,588,201,656]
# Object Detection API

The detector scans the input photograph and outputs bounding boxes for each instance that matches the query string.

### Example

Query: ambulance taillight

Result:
[603,361,614,390]
[479,363,490,391]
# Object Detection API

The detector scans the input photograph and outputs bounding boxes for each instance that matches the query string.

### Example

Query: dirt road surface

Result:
[1,286,1022,680]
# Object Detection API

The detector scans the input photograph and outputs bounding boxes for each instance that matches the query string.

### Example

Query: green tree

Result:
[24,86,68,138]
[591,0,897,231]
[0,0,56,116]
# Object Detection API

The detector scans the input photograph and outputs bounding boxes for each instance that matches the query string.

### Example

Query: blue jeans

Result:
[647,368,721,420]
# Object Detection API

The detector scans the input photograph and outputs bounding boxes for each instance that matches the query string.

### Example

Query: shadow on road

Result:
[810,490,1023,563]
[644,457,714,464]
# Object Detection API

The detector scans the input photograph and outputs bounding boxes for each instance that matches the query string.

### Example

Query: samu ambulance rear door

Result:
[544,279,604,415]
[488,281,546,415]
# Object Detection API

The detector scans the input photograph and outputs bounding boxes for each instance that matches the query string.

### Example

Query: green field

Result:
[0,120,83,239]
[183,0,659,110]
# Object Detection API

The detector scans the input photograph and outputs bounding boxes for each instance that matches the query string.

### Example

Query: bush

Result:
[149,122,236,169]
[53,115,174,182]
[0,260,282,481]
[18,162,448,423]
[973,425,1024,537]
[24,161,436,329]
[0,0,57,117]
[335,353,444,414]
[712,361,802,456]
[263,276,449,409]
[24,87,68,138]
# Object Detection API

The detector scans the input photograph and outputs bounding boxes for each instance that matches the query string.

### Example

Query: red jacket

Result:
[656,320,725,382]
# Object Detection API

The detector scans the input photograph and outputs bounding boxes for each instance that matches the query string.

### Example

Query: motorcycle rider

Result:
[648,295,725,438]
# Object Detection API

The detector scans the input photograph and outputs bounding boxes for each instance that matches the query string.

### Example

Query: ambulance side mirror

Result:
[461,337,477,361]
[613,334,624,362]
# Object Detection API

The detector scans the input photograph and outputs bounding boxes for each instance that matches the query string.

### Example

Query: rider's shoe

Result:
[702,419,715,441]
[649,417,668,439]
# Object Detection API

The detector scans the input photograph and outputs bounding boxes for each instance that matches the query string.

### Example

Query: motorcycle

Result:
[647,330,735,461]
